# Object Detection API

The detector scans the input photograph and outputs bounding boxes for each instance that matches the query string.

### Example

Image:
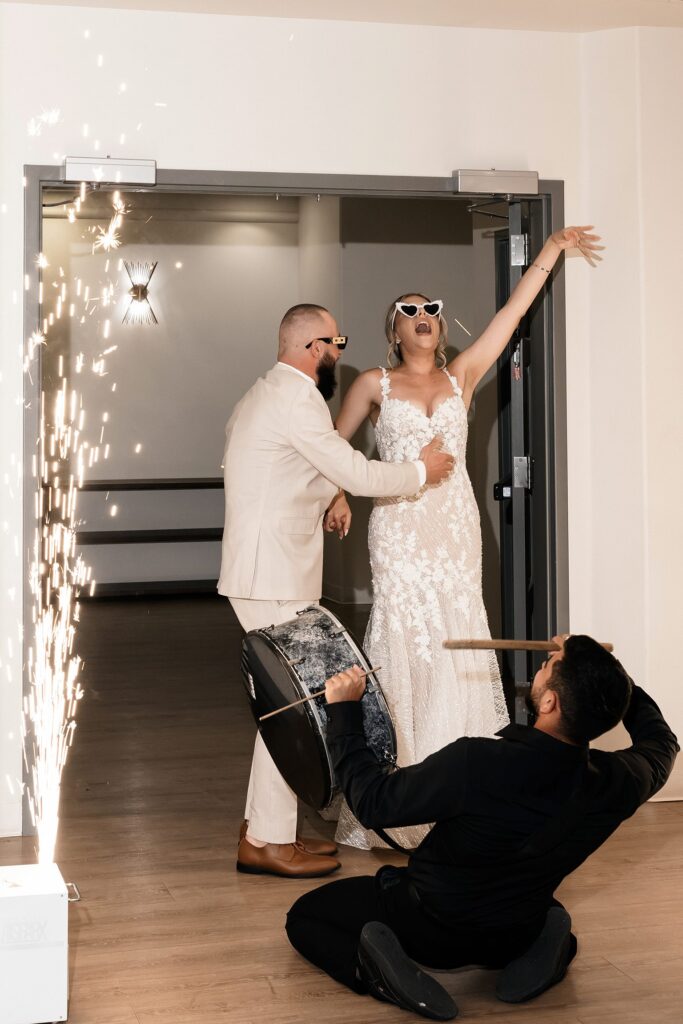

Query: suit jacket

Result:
[218,361,421,600]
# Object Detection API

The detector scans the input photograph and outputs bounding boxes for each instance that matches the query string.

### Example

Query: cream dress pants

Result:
[229,597,311,844]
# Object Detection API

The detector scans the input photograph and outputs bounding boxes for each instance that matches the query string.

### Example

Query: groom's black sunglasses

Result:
[304,336,349,350]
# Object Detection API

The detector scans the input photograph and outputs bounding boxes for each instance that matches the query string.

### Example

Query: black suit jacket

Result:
[327,685,678,931]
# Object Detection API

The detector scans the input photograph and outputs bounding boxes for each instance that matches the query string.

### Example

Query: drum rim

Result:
[284,603,398,767]
[315,606,398,764]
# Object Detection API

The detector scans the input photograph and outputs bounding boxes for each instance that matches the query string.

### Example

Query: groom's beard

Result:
[316,351,338,401]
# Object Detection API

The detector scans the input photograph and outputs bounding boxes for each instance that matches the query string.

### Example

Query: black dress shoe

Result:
[496,907,577,1003]
[358,922,458,1021]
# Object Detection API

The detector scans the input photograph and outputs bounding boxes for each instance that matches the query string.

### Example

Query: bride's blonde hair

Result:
[384,293,449,369]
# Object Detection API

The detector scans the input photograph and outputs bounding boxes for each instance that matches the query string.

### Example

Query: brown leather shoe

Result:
[236,837,340,878]
[296,834,338,856]
[239,819,338,857]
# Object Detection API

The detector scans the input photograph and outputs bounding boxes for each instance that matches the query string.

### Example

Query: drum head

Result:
[243,632,332,809]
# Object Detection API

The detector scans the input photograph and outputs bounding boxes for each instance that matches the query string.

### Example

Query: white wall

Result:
[1,3,680,834]
[577,27,683,798]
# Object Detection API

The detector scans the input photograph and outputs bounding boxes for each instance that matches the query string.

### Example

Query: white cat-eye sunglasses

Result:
[391,299,444,329]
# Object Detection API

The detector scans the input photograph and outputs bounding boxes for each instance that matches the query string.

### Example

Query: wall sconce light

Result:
[122,260,158,325]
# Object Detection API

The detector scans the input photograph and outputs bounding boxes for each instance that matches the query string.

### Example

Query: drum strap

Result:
[375,827,415,854]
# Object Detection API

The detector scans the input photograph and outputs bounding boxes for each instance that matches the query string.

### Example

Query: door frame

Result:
[494,194,568,710]
[22,164,567,832]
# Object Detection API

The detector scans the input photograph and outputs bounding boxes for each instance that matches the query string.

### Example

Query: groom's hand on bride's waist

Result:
[420,436,455,485]
[325,665,366,704]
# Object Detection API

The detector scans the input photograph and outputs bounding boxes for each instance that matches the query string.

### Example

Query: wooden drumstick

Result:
[444,639,614,653]
[258,666,381,721]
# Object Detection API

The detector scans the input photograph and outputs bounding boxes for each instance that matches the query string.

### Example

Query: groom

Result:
[218,302,454,879]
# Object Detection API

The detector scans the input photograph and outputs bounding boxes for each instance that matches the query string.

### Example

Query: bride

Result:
[325,225,603,849]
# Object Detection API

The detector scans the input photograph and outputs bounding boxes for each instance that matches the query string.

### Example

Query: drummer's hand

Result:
[324,490,352,539]
[551,633,571,652]
[325,665,366,703]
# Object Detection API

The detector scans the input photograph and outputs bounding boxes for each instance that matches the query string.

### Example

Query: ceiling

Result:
[9,0,683,31]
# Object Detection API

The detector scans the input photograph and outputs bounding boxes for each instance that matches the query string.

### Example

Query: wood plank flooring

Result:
[1,596,681,1023]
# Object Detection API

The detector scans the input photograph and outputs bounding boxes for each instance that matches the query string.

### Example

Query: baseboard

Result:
[80,579,219,599]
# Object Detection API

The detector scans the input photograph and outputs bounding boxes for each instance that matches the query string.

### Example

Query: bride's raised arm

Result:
[450,225,603,404]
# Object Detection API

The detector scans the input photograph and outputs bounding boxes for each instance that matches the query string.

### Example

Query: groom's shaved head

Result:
[279,303,330,355]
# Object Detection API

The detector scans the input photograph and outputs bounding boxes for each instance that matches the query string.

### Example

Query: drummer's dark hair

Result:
[547,635,632,744]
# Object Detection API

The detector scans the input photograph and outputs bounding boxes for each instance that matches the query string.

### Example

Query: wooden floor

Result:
[1,596,681,1024]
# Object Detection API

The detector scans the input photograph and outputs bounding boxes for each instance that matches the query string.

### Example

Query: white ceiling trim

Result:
[7,0,683,32]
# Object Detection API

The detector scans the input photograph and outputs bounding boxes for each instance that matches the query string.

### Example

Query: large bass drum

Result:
[241,604,397,810]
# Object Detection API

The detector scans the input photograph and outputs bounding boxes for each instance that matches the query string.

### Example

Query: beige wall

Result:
[638,29,682,796]
[0,5,681,832]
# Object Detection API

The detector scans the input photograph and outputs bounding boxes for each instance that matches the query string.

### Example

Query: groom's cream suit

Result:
[219,361,422,843]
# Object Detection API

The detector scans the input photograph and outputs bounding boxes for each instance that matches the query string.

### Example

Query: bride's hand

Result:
[324,490,352,538]
[550,225,604,267]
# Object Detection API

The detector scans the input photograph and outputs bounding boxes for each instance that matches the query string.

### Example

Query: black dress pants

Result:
[286,866,544,993]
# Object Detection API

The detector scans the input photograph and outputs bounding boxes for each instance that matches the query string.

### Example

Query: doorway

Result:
[23,166,567,833]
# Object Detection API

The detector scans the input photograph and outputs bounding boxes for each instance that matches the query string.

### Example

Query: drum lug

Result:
[286,657,305,667]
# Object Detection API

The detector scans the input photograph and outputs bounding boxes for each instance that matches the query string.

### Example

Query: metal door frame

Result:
[494,192,568,713]
[22,164,567,832]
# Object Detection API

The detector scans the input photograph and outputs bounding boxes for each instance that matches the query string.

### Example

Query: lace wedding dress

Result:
[335,367,509,850]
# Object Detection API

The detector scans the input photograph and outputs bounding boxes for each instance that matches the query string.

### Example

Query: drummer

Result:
[285,635,678,1019]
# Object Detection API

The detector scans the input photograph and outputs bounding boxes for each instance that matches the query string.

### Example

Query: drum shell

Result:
[241,605,396,810]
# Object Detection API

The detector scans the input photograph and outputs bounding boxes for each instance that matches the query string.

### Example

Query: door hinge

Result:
[513,456,533,491]
[510,233,529,266]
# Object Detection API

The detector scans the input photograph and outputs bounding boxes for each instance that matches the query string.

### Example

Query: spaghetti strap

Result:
[378,366,392,400]
[441,366,463,397]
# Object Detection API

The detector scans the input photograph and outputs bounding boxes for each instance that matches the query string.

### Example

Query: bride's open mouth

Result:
[415,322,432,335]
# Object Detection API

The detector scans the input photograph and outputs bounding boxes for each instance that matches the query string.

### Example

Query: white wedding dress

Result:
[335,367,509,850]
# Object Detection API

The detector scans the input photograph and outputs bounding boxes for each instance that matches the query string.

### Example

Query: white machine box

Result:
[0,863,68,1024]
